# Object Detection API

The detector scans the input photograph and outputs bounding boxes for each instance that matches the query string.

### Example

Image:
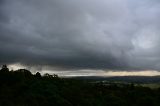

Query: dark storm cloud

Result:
[0,0,160,71]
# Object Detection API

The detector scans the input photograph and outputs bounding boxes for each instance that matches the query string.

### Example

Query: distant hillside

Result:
[70,76,160,83]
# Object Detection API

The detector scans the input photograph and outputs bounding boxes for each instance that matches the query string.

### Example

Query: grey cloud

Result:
[0,0,160,71]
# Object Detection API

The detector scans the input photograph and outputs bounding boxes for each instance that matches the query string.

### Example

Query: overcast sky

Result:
[1,0,160,75]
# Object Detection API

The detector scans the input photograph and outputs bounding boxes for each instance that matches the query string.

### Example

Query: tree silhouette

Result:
[0,65,9,72]
[35,72,41,78]
[53,74,58,78]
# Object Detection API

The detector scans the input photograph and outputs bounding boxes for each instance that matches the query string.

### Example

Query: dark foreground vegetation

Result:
[1,65,160,106]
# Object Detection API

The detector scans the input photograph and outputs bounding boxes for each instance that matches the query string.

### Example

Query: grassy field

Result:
[140,83,160,89]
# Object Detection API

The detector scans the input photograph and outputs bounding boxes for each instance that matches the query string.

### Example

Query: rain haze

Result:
[1,0,160,76]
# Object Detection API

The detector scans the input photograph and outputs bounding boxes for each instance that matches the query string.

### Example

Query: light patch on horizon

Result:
[105,70,160,77]
[8,63,27,70]
[8,64,160,77]
[42,70,160,77]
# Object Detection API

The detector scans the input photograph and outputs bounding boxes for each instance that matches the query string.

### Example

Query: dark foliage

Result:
[0,65,160,106]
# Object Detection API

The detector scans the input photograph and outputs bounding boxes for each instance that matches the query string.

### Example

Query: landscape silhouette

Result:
[0,65,160,106]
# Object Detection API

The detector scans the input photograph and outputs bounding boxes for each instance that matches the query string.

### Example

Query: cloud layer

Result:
[0,0,160,71]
